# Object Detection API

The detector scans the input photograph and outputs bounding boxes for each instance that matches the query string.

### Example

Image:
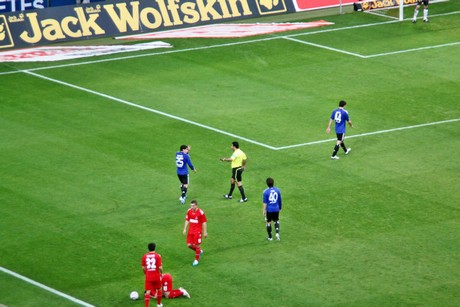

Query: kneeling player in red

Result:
[162,273,190,299]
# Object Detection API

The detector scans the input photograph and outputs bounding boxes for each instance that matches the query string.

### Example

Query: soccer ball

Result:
[130,291,139,300]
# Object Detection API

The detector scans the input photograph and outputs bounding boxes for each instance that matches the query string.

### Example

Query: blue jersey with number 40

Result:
[263,187,282,212]
[330,108,350,134]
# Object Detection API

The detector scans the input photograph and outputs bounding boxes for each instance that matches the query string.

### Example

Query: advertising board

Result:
[293,0,355,11]
[0,0,47,13]
[353,0,419,11]
[0,0,296,49]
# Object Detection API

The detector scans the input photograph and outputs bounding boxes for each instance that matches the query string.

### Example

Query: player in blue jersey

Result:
[176,145,196,204]
[412,0,429,23]
[262,177,282,241]
[326,100,353,160]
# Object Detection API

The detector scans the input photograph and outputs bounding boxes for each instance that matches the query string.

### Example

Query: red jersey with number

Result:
[185,208,207,233]
[142,252,162,281]
[162,273,173,292]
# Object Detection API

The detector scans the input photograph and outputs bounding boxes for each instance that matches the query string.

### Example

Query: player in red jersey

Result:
[161,273,190,299]
[183,199,208,266]
[142,242,163,307]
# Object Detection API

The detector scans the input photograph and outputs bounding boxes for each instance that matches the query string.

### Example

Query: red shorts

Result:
[145,278,162,292]
[186,232,202,245]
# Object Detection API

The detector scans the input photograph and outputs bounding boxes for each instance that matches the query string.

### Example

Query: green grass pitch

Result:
[1,1,459,306]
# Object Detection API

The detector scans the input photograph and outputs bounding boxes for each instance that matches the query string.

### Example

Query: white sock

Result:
[413,9,419,20]
[423,9,428,20]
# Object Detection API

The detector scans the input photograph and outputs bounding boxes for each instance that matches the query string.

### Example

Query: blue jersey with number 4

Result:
[263,187,282,212]
[330,108,349,134]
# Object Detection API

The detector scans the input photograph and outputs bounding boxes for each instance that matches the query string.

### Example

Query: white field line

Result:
[23,70,278,150]
[283,11,460,58]
[282,36,367,57]
[6,11,460,151]
[1,11,458,76]
[275,119,460,150]
[19,71,460,151]
[283,37,460,58]
[365,41,460,58]
[0,266,95,307]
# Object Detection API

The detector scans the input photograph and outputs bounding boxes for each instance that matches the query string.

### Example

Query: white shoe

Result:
[345,148,352,155]
[179,197,185,204]
[224,194,233,199]
[179,287,191,298]
[239,198,248,203]
[267,237,273,241]
[192,260,199,266]
[157,304,163,307]
[331,156,339,160]
[275,233,280,241]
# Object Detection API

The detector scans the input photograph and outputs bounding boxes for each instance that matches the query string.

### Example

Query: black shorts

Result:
[177,174,189,185]
[231,167,244,181]
[417,0,428,5]
[336,133,345,142]
[266,211,279,223]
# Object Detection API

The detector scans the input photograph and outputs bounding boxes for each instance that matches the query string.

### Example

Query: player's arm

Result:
[202,222,208,238]
[326,118,333,133]
[158,264,163,275]
[183,220,189,235]
[187,156,197,173]
[220,157,233,162]
[348,119,353,128]
[263,203,267,220]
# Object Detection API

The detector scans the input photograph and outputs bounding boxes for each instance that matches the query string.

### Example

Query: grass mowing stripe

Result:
[0,10,456,77]
[21,71,460,151]
[282,36,367,58]
[0,267,95,307]
[365,41,460,58]
[276,118,460,150]
[22,70,277,150]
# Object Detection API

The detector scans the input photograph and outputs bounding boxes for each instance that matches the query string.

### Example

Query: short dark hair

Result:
[148,243,156,251]
[180,145,188,151]
[191,199,198,206]
[232,141,239,148]
[339,100,347,107]
[266,177,274,187]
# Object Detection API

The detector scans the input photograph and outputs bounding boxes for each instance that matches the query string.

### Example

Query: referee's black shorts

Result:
[231,167,244,181]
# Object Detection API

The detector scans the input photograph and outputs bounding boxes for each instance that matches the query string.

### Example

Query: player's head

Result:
[266,177,274,187]
[232,141,239,149]
[339,100,347,107]
[180,145,188,151]
[148,242,156,251]
[190,199,198,210]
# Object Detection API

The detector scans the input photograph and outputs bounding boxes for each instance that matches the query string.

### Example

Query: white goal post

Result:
[353,0,448,21]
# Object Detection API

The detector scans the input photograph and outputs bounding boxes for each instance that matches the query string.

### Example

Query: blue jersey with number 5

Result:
[263,187,282,212]
[330,108,349,134]
[176,151,194,175]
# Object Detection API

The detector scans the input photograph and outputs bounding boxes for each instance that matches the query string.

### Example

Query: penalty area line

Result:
[275,118,460,150]
[0,266,95,307]
[18,72,460,152]
[23,70,277,150]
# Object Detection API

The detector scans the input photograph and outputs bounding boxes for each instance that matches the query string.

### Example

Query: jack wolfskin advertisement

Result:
[0,0,296,49]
